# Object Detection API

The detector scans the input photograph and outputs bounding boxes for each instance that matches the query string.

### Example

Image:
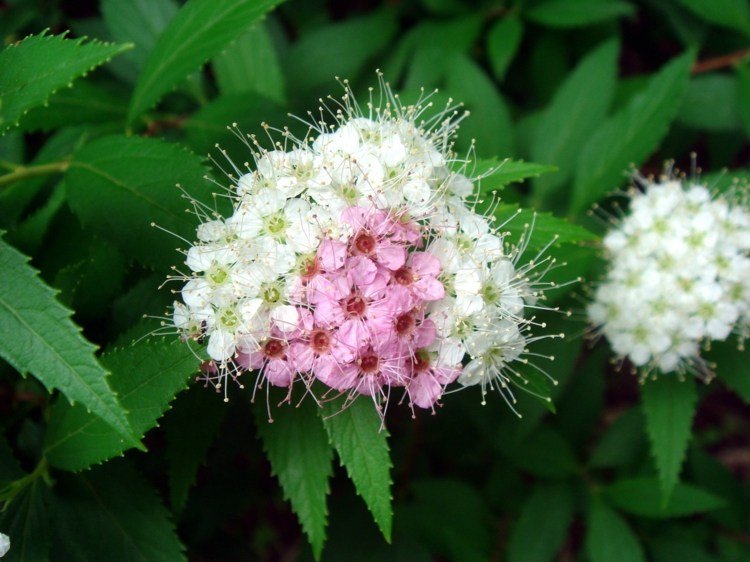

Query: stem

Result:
[0,160,70,189]
[693,48,750,74]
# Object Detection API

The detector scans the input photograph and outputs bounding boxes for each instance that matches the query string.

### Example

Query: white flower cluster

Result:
[170,78,559,409]
[588,179,750,375]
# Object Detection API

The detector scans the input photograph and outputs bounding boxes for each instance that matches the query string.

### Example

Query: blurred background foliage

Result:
[1,0,750,560]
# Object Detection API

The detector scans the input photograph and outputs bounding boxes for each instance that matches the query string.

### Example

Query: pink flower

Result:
[248,338,295,387]
[333,337,407,396]
[341,206,406,270]
[391,251,444,301]
[406,349,461,409]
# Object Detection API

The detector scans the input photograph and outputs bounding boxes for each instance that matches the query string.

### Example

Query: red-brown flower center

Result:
[353,230,377,255]
[310,329,331,354]
[393,267,414,286]
[344,293,367,317]
[263,339,286,359]
[395,312,415,335]
[360,353,380,373]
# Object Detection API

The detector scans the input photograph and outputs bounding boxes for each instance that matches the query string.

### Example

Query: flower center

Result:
[393,267,414,286]
[263,339,286,359]
[310,329,332,354]
[413,349,431,373]
[395,312,415,335]
[359,353,380,373]
[264,212,287,237]
[218,308,239,329]
[207,265,228,286]
[353,230,377,255]
[344,293,367,317]
[299,255,319,279]
[481,284,500,304]
[261,283,282,304]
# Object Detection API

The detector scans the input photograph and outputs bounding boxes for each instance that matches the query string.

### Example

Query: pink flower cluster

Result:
[239,206,459,409]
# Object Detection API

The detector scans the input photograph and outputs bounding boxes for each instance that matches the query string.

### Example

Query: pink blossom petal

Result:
[318,239,347,271]
[376,245,407,270]
[411,252,441,277]
[414,276,445,301]
[409,374,442,409]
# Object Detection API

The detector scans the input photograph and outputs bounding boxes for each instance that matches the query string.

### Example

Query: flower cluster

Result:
[171,79,559,413]
[588,178,750,376]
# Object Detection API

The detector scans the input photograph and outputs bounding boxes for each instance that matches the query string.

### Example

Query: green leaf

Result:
[641,376,698,502]
[651,539,721,562]
[493,204,599,251]
[505,427,579,479]
[128,0,282,122]
[43,339,199,471]
[52,461,185,562]
[321,398,393,542]
[674,0,750,36]
[526,0,635,28]
[163,386,226,512]
[183,93,286,156]
[738,63,750,139]
[0,33,130,132]
[604,477,725,518]
[285,10,398,96]
[445,53,514,156]
[586,497,645,562]
[256,399,333,559]
[531,39,619,201]
[65,135,211,269]
[213,22,286,104]
[508,483,575,562]
[589,407,646,468]
[398,479,492,562]
[102,0,178,82]
[0,236,135,445]
[571,51,694,215]
[468,158,557,194]
[678,74,740,132]
[17,79,127,132]
[6,181,67,255]
[708,339,750,403]
[0,480,51,562]
[486,16,523,81]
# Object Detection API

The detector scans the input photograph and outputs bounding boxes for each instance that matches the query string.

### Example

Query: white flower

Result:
[589,178,750,376]
[0,532,9,558]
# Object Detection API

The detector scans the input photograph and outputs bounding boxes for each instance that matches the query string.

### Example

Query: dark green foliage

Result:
[0,1,748,561]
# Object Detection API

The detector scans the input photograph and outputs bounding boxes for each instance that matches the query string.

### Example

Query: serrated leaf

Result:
[674,0,750,36]
[571,51,694,215]
[17,79,127,132]
[505,427,579,479]
[321,398,393,542]
[678,74,740,132]
[256,399,333,559]
[508,483,574,562]
[163,386,226,512]
[213,22,286,104]
[468,158,557,194]
[641,376,698,502]
[493,204,598,251]
[285,10,397,96]
[128,0,281,122]
[102,0,178,82]
[604,477,725,518]
[487,16,523,81]
[43,339,199,471]
[0,33,130,132]
[531,39,619,201]
[0,480,51,562]
[707,340,750,403]
[526,0,635,28]
[0,236,135,445]
[52,460,185,562]
[65,135,211,269]
[586,497,645,562]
